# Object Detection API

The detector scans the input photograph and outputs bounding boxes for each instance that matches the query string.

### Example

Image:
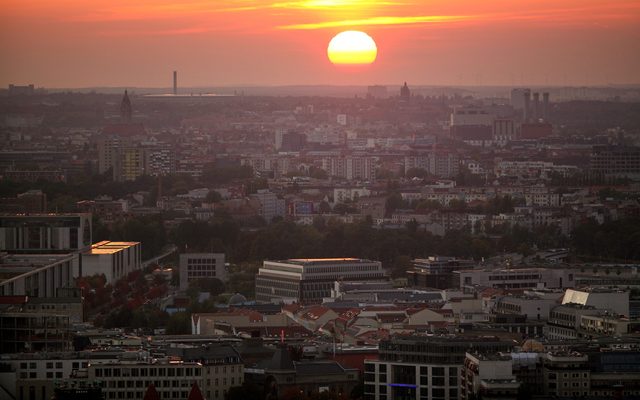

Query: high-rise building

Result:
[400,82,411,100]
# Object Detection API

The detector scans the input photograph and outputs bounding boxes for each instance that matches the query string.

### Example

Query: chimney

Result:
[532,92,540,122]
[173,71,177,95]
[523,90,531,123]
[543,92,550,122]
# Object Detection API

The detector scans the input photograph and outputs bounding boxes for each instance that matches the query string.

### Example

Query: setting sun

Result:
[327,30,377,65]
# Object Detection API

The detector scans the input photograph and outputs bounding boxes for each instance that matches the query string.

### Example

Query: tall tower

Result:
[173,71,177,95]
[400,82,411,100]
[542,92,550,122]
[120,90,132,122]
[532,92,540,122]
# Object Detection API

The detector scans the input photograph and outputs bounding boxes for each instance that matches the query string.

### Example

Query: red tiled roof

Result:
[187,382,204,400]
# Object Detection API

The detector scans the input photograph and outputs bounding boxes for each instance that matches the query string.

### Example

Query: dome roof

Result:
[228,293,247,305]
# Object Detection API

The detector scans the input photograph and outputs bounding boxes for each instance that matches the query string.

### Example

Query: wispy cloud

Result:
[278,15,471,30]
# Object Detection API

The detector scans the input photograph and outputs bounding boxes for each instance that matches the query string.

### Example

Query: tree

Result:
[166,312,191,334]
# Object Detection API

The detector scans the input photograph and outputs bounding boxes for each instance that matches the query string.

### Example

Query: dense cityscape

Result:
[1,80,639,400]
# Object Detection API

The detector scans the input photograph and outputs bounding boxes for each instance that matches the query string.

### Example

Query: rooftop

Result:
[83,241,139,255]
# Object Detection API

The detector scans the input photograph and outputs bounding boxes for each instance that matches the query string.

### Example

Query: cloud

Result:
[277,15,471,30]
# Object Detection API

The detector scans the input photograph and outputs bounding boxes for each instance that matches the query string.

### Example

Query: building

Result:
[322,157,376,181]
[0,253,77,297]
[80,241,142,284]
[461,352,519,400]
[562,288,629,317]
[88,358,203,400]
[364,335,514,400]
[408,257,476,290]
[457,268,574,290]
[255,258,385,304]
[590,145,640,180]
[0,312,71,353]
[179,253,226,291]
[0,213,92,253]
[541,352,590,398]
[165,344,243,400]
[400,82,411,100]
[545,303,605,340]
[246,345,359,398]
[404,147,460,179]
[250,190,286,222]
[0,190,47,213]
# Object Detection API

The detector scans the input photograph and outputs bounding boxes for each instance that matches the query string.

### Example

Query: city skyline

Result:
[1,0,640,88]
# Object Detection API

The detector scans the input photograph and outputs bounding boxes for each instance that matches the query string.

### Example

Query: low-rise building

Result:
[255,258,385,304]
[179,253,226,291]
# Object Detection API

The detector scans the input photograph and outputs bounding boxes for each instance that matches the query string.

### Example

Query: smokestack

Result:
[523,90,531,123]
[543,92,550,122]
[532,92,540,122]
[173,71,177,95]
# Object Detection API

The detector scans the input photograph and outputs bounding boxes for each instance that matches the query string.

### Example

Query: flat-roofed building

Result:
[461,352,519,400]
[408,256,475,290]
[0,253,76,297]
[80,241,141,284]
[88,359,203,400]
[0,213,92,253]
[255,258,385,304]
[179,253,225,291]
[562,288,629,317]
[456,268,574,290]
[364,335,514,400]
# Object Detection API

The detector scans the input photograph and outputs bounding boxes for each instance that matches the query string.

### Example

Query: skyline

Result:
[1,0,640,88]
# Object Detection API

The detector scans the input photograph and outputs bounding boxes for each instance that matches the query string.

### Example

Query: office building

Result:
[0,213,92,253]
[562,288,629,317]
[0,253,76,297]
[364,335,514,400]
[88,359,203,400]
[590,145,640,180]
[165,344,243,400]
[408,257,475,290]
[456,268,575,290]
[80,241,142,284]
[179,253,226,291]
[255,258,385,304]
[460,352,519,400]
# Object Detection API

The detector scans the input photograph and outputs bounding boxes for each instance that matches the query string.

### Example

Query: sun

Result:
[327,30,377,65]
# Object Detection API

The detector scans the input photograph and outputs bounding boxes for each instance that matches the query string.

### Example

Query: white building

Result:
[250,189,286,222]
[80,241,142,284]
[562,288,629,317]
[0,213,92,252]
[255,258,385,304]
[0,253,76,297]
[457,268,575,290]
[179,253,226,291]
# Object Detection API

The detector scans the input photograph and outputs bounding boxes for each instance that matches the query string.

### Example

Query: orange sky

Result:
[1,0,639,88]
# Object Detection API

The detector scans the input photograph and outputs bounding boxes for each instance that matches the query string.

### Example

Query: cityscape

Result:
[1,1,640,400]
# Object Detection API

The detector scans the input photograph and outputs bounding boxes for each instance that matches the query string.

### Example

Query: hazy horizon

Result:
[2,0,639,88]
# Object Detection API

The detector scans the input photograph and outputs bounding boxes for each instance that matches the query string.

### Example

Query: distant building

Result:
[0,253,76,297]
[179,253,226,291]
[8,84,35,96]
[367,85,388,98]
[250,189,286,222]
[0,213,92,253]
[0,190,47,213]
[400,82,411,100]
[80,241,141,284]
[590,145,640,180]
[408,256,476,290]
[255,258,385,304]
[322,157,376,181]
[562,288,629,316]
[456,268,575,290]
